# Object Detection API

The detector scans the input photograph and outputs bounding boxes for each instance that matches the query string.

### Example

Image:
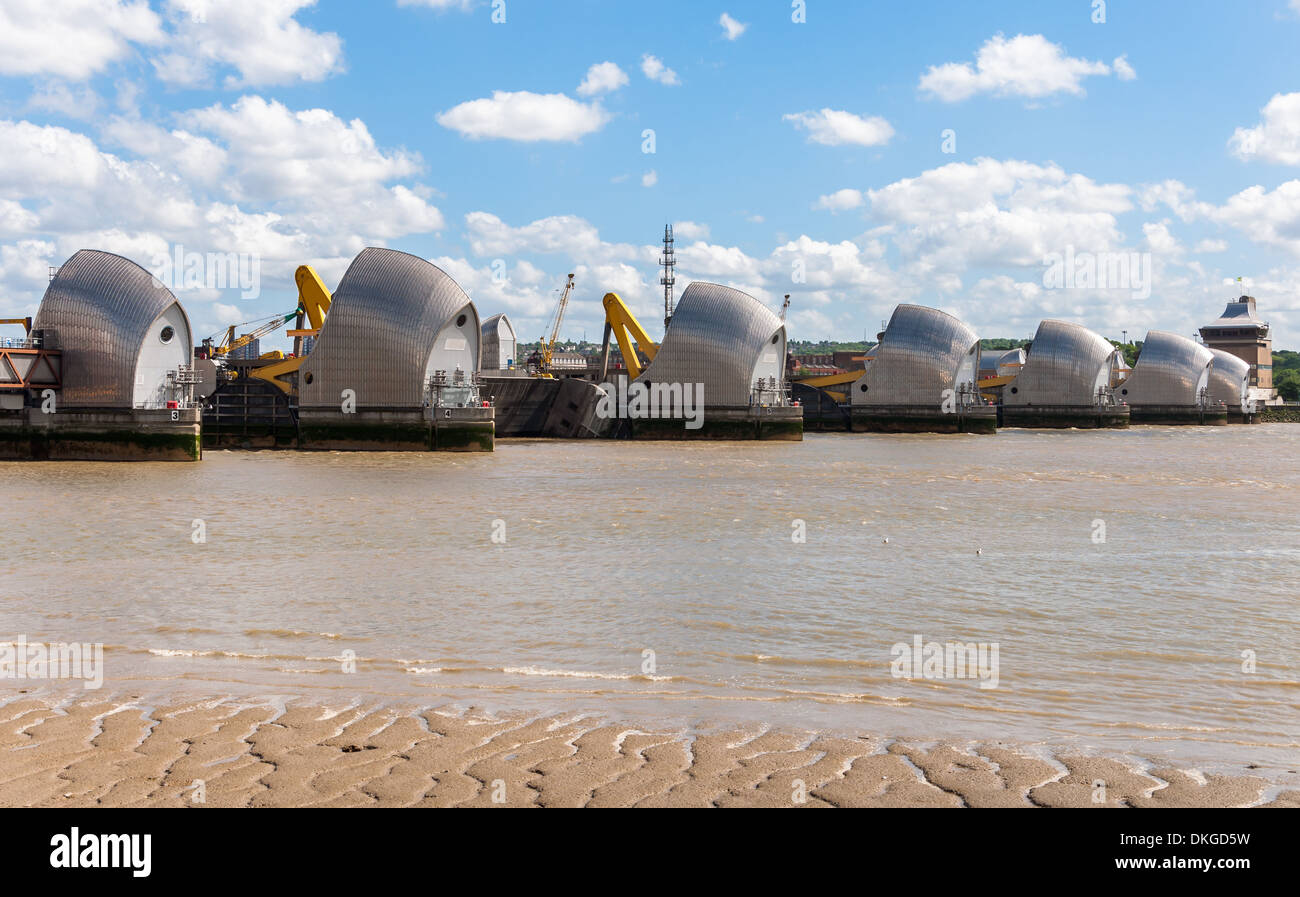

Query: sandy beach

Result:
[1,695,1295,808]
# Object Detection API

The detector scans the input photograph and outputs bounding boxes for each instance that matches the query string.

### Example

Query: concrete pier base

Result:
[1001,405,1130,429]
[0,407,202,461]
[850,404,997,434]
[1128,405,1229,426]
[626,405,803,440]
[297,406,494,452]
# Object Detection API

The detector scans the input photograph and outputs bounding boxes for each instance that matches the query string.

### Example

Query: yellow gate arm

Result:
[601,292,658,379]
[295,264,332,330]
[249,264,333,395]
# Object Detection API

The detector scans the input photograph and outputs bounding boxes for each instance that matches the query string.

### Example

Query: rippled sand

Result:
[2,696,1296,808]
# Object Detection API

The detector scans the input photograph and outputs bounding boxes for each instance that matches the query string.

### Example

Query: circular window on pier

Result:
[304,372,314,384]
[860,384,868,393]
[456,314,468,327]
[159,325,175,344]
[771,333,780,344]
[1010,387,1018,394]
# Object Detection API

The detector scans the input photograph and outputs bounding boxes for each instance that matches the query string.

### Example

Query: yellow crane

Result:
[532,273,575,378]
[206,311,297,359]
[598,292,658,380]
[248,265,333,394]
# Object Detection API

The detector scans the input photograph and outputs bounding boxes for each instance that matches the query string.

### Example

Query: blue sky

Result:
[2,0,1299,350]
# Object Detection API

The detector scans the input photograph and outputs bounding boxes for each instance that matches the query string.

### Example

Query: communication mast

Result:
[660,224,675,330]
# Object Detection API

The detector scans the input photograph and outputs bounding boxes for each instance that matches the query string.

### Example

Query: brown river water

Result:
[3,427,1298,778]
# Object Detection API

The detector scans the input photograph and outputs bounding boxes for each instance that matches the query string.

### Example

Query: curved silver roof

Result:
[1117,330,1212,407]
[851,304,979,406]
[1206,348,1251,412]
[1202,296,1268,331]
[481,313,515,339]
[299,247,479,409]
[978,347,1025,378]
[480,313,516,369]
[32,249,190,408]
[1003,320,1116,407]
[634,282,785,405]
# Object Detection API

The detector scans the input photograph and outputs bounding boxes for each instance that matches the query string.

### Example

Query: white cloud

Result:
[673,221,710,240]
[1194,238,1228,253]
[1112,55,1137,81]
[1142,177,1300,256]
[1229,92,1300,165]
[184,96,423,202]
[0,98,444,332]
[0,0,163,80]
[641,54,680,86]
[719,12,747,41]
[26,82,101,120]
[815,188,865,211]
[919,34,1117,102]
[577,61,629,97]
[463,212,637,263]
[437,90,609,141]
[396,0,474,9]
[784,108,894,147]
[1205,180,1300,255]
[153,0,344,88]
[866,158,1132,272]
[641,170,658,188]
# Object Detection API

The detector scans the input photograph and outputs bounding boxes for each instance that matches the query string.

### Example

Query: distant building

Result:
[549,351,587,371]
[1199,295,1278,404]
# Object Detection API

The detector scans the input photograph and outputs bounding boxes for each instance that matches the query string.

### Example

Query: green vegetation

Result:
[1274,350,1300,401]
[1108,340,1143,368]
[978,338,1031,351]
[788,340,875,353]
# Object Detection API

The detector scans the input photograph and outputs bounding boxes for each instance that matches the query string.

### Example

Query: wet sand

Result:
[1,696,1295,808]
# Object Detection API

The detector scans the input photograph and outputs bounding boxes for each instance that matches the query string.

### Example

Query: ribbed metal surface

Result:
[32,249,189,408]
[1004,320,1116,407]
[978,347,1025,378]
[850,304,979,406]
[634,282,785,406]
[481,313,516,369]
[299,248,479,408]
[1206,348,1251,413]
[1117,331,1212,407]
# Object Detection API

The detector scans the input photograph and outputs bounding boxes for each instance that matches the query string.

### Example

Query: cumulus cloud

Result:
[641,170,658,187]
[784,108,894,147]
[0,0,163,80]
[396,0,474,9]
[0,96,445,338]
[577,61,629,97]
[437,90,609,141]
[153,0,344,88]
[26,82,102,120]
[919,34,1118,102]
[1112,55,1137,81]
[641,54,680,86]
[463,212,638,263]
[815,188,865,211]
[1229,92,1300,165]
[673,221,710,240]
[719,12,747,41]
